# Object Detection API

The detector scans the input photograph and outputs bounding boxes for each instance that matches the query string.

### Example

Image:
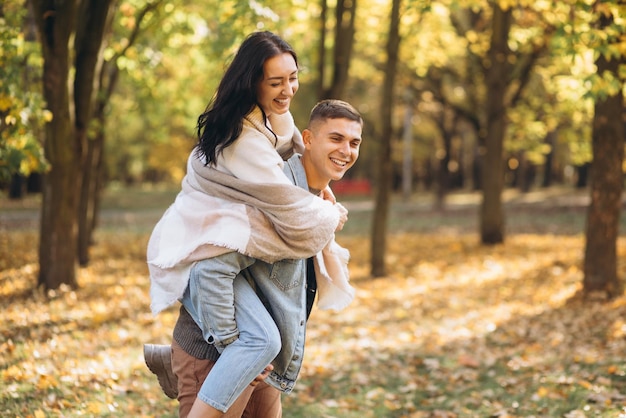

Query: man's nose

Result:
[339,141,350,156]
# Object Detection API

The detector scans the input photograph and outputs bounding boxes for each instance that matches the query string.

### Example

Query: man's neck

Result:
[308,186,323,196]
[300,154,330,195]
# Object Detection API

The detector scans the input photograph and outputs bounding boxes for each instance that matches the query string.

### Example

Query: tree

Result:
[77,1,163,266]
[318,0,357,100]
[447,2,554,244]
[582,2,624,297]
[74,0,116,266]
[371,0,401,277]
[29,0,112,290]
[0,2,47,187]
[479,4,512,243]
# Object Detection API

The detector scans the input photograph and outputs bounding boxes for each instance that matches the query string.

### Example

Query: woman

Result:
[147,32,347,417]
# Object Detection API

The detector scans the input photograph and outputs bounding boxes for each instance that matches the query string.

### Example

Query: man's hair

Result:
[308,99,363,128]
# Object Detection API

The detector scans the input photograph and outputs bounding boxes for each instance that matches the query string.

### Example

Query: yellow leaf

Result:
[37,374,58,390]
[42,109,53,122]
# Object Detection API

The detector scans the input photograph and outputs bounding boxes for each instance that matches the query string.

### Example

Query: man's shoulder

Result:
[283,154,307,190]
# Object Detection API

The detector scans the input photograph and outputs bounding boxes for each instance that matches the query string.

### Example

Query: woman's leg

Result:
[173,339,280,418]
[184,273,281,414]
[184,254,255,348]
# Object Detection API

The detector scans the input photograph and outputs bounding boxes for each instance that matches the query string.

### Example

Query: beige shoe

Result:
[143,344,178,399]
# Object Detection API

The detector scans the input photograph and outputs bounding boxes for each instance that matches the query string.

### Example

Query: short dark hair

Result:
[196,31,298,165]
[308,99,363,128]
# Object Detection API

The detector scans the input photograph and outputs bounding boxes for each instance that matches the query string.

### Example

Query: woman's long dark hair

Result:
[196,31,298,165]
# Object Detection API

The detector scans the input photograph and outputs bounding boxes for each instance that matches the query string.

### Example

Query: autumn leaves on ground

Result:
[1,188,626,418]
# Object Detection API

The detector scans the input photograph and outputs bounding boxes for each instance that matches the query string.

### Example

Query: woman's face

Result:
[257,52,299,117]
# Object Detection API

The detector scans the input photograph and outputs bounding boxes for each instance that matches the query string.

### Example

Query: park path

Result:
[0,186,606,233]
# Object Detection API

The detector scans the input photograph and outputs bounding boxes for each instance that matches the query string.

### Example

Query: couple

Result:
[145,31,363,417]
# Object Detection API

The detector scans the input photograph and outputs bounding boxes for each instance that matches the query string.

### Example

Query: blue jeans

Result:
[181,257,281,412]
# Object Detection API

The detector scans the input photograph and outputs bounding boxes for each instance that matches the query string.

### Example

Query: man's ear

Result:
[301,129,313,147]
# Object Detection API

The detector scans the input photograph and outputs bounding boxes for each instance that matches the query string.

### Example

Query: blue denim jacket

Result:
[241,255,307,392]
[253,154,311,392]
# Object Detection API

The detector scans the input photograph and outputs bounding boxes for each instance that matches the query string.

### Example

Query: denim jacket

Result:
[244,154,312,392]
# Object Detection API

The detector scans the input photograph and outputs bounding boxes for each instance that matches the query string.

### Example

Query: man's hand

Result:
[250,364,274,386]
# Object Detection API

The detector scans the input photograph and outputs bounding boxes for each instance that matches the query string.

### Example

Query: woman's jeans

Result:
[181,256,281,413]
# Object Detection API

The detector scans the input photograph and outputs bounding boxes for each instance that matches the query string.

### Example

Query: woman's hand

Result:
[319,186,347,231]
[335,202,348,231]
[320,186,336,204]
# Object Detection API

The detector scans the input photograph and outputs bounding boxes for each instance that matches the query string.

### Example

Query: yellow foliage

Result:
[0,94,12,112]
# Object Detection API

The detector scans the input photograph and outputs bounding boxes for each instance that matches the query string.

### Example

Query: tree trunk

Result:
[78,120,106,264]
[401,103,413,200]
[541,131,555,188]
[79,60,117,263]
[30,0,79,290]
[8,174,25,199]
[479,5,511,244]
[582,10,624,297]
[78,132,104,266]
[75,0,113,266]
[78,2,158,261]
[316,0,327,99]
[434,108,456,211]
[321,0,356,100]
[371,0,401,277]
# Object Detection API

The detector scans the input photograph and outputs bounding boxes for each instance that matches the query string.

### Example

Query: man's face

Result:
[301,117,362,190]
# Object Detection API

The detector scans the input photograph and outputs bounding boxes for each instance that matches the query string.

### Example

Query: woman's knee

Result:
[241,324,281,360]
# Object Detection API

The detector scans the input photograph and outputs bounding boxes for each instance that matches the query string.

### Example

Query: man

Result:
[145,99,363,417]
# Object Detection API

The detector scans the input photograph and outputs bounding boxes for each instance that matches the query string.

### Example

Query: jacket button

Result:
[280,382,287,388]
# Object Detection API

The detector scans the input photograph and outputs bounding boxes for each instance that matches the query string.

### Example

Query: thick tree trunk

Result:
[479,5,511,244]
[30,0,79,290]
[583,10,624,297]
[371,0,400,277]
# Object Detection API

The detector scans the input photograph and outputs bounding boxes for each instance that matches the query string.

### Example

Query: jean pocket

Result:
[268,259,304,290]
